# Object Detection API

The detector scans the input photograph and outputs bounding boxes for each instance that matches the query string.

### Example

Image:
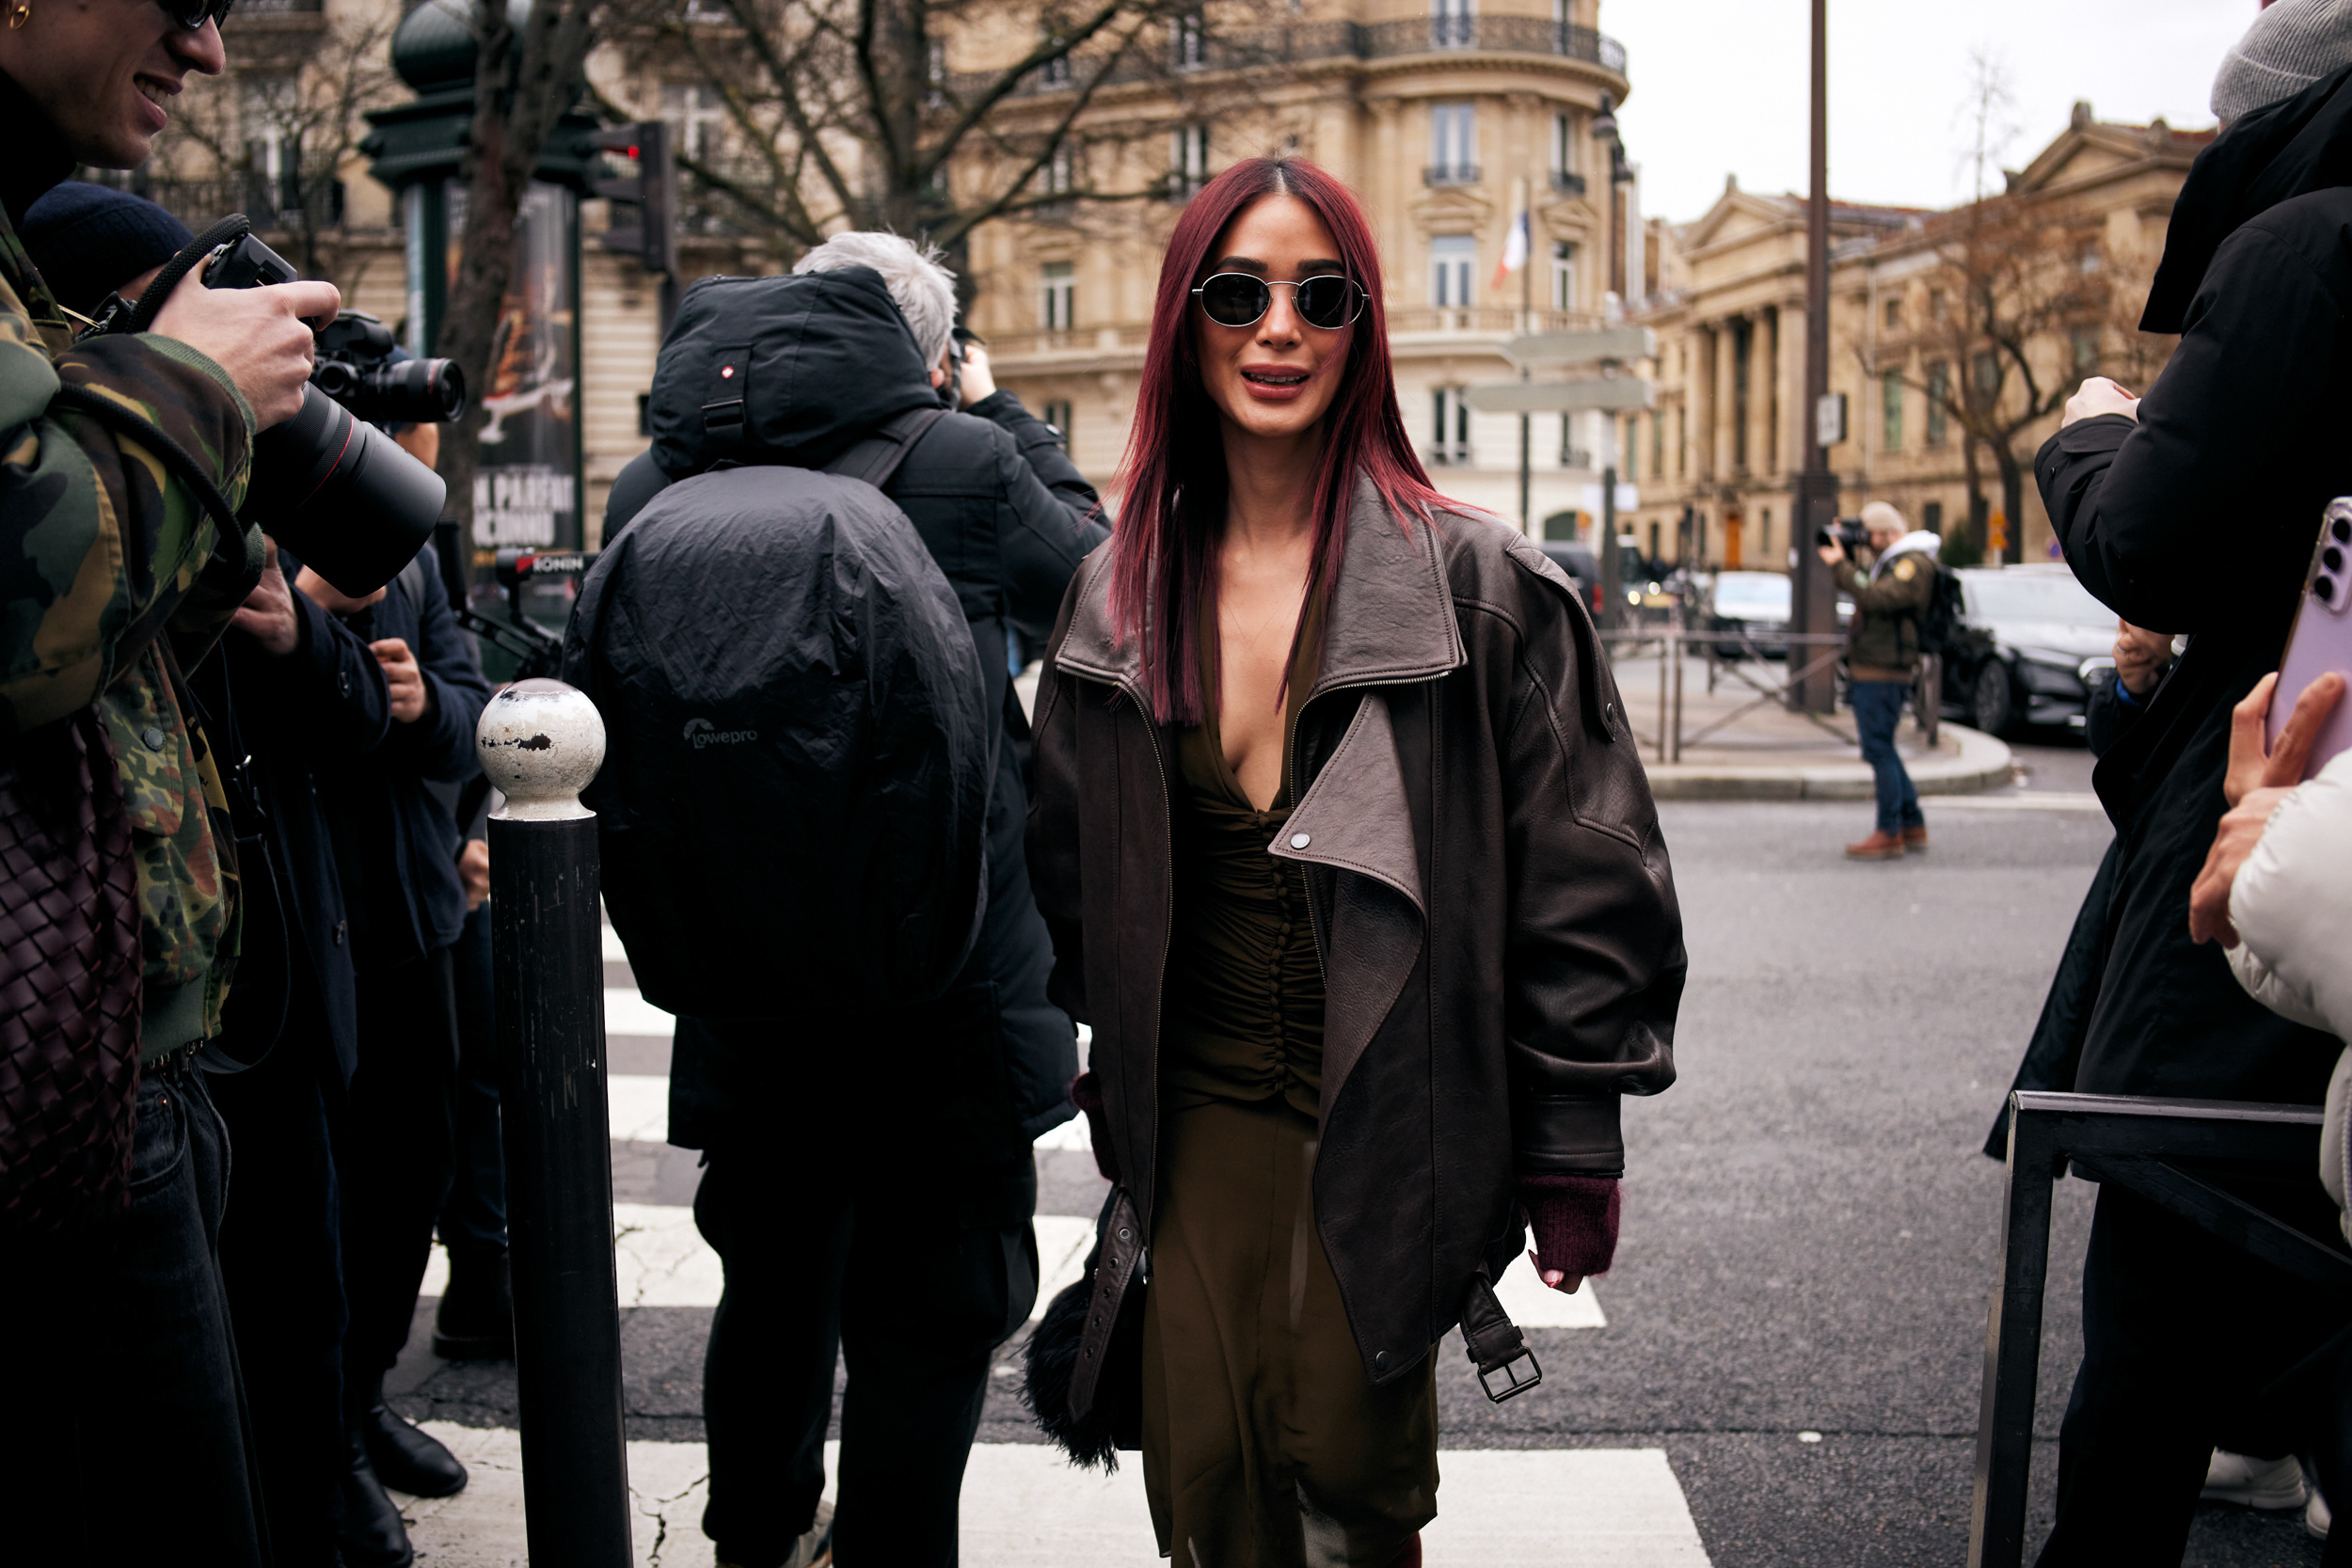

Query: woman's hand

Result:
[2061,376,2140,429]
[2188,671,2344,945]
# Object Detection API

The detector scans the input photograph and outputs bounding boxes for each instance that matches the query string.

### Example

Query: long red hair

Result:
[1108,157,1453,724]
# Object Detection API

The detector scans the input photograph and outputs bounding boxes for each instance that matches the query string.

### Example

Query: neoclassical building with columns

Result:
[1619,105,2208,575]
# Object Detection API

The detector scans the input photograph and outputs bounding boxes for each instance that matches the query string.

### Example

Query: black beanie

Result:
[19,182,196,317]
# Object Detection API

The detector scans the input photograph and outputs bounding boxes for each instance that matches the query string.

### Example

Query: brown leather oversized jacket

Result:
[1026,475,1686,1386]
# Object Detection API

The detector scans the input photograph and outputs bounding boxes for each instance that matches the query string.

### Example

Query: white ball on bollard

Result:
[475,678,607,821]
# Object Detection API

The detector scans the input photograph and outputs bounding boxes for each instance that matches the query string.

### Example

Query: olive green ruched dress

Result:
[1139,594,1439,1567]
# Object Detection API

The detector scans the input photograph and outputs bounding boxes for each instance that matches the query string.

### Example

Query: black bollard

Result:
[476,678,632,1567]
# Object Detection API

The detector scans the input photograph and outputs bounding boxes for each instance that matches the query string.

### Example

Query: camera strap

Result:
[120,214,254,338]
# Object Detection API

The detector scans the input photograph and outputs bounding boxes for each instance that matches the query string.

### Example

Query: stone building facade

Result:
[1620,105,2207,574]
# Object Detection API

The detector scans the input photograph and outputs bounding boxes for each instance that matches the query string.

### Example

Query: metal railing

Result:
[1424,163,1482,187]
[944,15,1625,102]
[73,173,345,237]
[1968,1091,2352,1567]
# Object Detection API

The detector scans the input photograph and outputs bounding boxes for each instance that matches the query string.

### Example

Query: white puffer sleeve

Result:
[2227,748,2352,1238]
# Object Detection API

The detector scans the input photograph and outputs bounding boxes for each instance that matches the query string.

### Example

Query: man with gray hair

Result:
[2026,0,2352,1558]
[1814,499,1939,859]
[602,233,1106,1567]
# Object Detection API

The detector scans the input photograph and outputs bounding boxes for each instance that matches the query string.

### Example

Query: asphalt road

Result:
[393,771,2327,1566]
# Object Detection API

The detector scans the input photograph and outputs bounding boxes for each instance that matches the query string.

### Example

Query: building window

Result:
[1759,506,1772,560]
[1881,371,1903,451]
[1431,0,1474,50]
[1923,499,1943,535]
[1883,296,1901,331]
[1559,412,1590,468]
[1974,350,2000,398]
[1926,361,1949,446]
[1651,405,1664,478]
[1432,386,1470,465]
[1430,233,1475,309]
[1170,8,1205,69]
[1039,25,1072,87]
[1042,399,1073,451]
[1623,416,1637,482]
[1428,103,1476,185]
[1677,405,1687,478]
[1550,240,1577,311]
[2071,325,2099,376]
[1040,261,1075,331]
[1928,288,1947,323]
[1549,113,1584,195]
[1168,122,1209,198]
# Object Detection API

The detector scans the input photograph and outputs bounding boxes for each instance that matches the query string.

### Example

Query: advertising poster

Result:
[450,179,581,553]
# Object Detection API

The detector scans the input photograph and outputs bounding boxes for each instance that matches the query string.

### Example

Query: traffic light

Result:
[591,120,675,278]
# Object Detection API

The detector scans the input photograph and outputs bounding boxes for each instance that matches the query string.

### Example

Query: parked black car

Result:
[1540,539,1676,624]
[1936,564,2119,736]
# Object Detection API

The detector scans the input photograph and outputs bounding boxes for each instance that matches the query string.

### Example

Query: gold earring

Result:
[6,4,28,28]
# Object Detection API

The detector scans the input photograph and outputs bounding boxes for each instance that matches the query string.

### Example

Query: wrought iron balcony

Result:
[1424,164,1481,187]
[944,16,1625,102]
[1550,170,1587,196]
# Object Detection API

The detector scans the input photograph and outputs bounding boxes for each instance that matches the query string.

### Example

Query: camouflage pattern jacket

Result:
[0,187,261,1052]
[1834,540,1936,683]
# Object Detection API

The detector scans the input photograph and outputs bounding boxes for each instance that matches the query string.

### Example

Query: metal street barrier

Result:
[474,678,633,1568]
[1968,1090,2352,1568]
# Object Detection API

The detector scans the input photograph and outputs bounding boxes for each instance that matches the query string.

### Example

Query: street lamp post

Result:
[1592,95,1633,629]
[1788,0,1840,713]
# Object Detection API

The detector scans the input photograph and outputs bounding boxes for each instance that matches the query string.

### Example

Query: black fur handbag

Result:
[1021,1185,1147,1469]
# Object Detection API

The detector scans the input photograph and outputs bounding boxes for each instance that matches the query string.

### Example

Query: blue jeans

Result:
[1851,679,1924,835]
[0,1065,264,1566]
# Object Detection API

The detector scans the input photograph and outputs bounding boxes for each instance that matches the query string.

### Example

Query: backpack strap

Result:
[821,405,947,495]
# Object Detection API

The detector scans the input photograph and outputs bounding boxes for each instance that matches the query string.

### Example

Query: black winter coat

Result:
[2030,84,2352,1108]
[612,268,1109,1161]
[281,545,492,975]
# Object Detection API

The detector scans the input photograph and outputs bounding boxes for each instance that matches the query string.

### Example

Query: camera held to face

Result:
[1817,517,1870,557]
[205,233,466,597]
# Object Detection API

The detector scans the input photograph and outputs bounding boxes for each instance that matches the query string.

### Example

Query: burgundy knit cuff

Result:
[1518,1174,1620,1281]
[1068,1071,1118,1184]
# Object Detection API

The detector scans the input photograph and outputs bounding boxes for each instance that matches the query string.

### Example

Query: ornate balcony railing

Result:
[76,173,345,236]
[945,16,1625,103]
[1424,163,1481,187]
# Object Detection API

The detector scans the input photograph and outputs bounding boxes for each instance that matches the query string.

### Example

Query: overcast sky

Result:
[1609,0,2259,224]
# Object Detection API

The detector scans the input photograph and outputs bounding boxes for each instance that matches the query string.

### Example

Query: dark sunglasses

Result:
[1191,272,1366,331]
[158,0,234,30]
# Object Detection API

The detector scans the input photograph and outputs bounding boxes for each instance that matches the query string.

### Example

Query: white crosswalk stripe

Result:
[400,1425,1710,1565]
[433,919,1703,1560]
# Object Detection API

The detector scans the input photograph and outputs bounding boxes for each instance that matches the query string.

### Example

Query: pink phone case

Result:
[2268,498,2352,778]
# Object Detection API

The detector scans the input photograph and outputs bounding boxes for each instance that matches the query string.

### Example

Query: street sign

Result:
[1816,389,1846,447]
[1502,325,1657,368]
[1462,376,1655,414]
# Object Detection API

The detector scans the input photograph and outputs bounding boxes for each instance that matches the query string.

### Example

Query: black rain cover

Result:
[563,465,990,1019]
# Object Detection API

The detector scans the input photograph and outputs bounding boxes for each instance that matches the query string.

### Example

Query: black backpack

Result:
[1915,561,1965,657]
[562,275,989,1021]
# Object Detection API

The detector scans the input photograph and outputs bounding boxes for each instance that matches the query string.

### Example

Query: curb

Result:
[1645,724,2014,801]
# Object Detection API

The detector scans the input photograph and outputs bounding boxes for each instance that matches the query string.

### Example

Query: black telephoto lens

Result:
[246,385,444,597]
[348,356,466,427]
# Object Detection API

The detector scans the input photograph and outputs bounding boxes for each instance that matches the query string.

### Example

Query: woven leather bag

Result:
[0,708,144,1231]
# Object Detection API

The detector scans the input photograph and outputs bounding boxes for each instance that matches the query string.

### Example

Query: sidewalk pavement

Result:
[1611,653,2013,801]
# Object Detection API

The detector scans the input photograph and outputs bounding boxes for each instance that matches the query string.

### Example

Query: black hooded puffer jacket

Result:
[609,266,1110,1164]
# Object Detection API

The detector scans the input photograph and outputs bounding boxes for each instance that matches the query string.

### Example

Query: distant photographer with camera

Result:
[0,0,342,1560]
[1816,499,1940,861]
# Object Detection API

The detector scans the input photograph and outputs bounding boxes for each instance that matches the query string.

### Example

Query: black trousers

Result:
[212,1023,348,1568]
[437,903,505,1258]
[0,1066,265,1567]
[693,1143,1041,1568]
[2038,1180,2352,1566]
[340,944,461,1379]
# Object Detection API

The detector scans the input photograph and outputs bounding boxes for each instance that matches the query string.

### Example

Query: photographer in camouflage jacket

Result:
[0,0,340,1560]
[1817,500,1941,862]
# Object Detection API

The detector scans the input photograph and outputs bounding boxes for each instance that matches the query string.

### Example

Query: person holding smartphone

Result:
[2026,5,2352,1560]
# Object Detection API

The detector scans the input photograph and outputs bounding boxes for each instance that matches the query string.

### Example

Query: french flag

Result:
[1491,209,1529,289]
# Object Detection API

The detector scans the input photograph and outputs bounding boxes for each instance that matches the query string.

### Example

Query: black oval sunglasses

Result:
[159,0,234,29]
[1192,272,1367,331]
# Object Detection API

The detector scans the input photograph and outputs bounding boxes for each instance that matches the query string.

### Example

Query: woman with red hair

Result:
[1027,157,1685,1563]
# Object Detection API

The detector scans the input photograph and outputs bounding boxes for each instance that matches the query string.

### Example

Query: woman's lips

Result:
[1239,366,1311,402]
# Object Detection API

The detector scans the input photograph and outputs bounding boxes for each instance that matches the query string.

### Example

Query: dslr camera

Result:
[200,231,466,597]
[1817,517,1870,557]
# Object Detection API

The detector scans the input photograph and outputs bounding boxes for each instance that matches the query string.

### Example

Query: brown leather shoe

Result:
[1845,831,1906,860]
[1900,825,1929,851]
